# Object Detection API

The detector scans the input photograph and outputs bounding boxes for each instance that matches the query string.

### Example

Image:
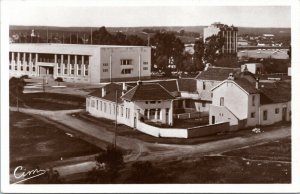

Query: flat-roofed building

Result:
[9,43,151,83]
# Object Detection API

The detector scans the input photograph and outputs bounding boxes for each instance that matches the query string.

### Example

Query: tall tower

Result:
[203,22,238,54]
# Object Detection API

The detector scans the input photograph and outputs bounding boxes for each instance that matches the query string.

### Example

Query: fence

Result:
[136,119,229,139]
[187,122,230,138]
[174,112,208,120]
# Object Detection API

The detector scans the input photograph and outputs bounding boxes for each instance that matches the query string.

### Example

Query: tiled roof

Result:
[260,82,291,104]
[195,67,241,81]
[234,78,260,94]
[121,83,175,101]
[126,80,178,93]
[177,78,197,92]
[88,83,123,102]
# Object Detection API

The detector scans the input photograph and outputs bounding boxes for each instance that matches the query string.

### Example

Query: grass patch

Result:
[10,111,101,171]
[10,92,85,110]
[222,138,291,161]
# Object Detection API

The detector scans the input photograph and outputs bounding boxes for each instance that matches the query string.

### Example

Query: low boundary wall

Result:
[136,120,229,139]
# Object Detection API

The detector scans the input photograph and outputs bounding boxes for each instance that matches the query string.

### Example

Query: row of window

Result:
[57,64,88,76]
[9,65,36,72]
[90,99,130,119]
[144,109,161,120]
[145,101,161,104]
[250,108,281,120]
[120,60,149,66]
[9,52,89,65]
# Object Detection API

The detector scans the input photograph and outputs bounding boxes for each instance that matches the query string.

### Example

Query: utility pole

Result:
[114,90,118,148]
[43,76,45,93]
[16,84,19,112]
[90,27,93,45]
[77,32,79,44]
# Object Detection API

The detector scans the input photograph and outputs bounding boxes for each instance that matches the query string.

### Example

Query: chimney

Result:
[228,73,234,80]
[101,86,106,97]
[122,82,127,95]
[256,77,259,89]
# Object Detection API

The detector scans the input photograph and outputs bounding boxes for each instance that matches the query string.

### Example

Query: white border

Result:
[1,0,300,193]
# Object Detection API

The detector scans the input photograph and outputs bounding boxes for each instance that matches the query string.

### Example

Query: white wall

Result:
[260,102,291,125]
[100,47,151,82]
[212,81,249,120]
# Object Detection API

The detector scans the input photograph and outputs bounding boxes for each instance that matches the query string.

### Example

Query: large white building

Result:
[9,43,151,83]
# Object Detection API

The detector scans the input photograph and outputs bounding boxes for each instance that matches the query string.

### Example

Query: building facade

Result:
[203,22,238,54]
[86,82,175,129]
[9,43,151,83]
[209,76,291,130]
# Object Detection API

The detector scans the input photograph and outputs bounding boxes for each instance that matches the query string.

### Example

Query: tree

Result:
[203,34,225,64]
[151,32,184,71]
[90,26,115,45]
[9,76,26,110]
[87,145,124,183]
[54,77,63,86]
[193,39,205,70]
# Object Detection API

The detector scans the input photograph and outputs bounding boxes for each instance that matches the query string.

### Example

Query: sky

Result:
[5,1,291,28]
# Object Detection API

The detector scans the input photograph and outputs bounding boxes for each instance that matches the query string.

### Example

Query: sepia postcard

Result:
[1,0,300,193]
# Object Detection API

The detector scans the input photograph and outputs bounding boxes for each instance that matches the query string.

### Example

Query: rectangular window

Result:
[121,107,124,117]
[149,109,155,119]
[263,110,268,120]
[100,101,102,111]
[220,97,224,106]
[91,100,95,108]
[96,100,99,110]
[15,65,17,70]
[104,103,106,112]
[26,66,29,71]
[121,59,132,65]
[203,82,206,90]
[251,112,255,118]
[150,101,156,104]
[103,69,109,72]
[32,67,35,72]
[121,69,132,74]
[9,65,12,70]
[252,95,255,106]
[103,63,109,66]
[143,61,148,65]
[157,109,161,120]
[145,101,148,104]
[144,109,148,117]
[202,103,206,107]
[64,64,68,75]
[143,67,148,70]
[275,108,280,114]
[77,64,81,75]
[84,64,89,76]
[70,64,75,75]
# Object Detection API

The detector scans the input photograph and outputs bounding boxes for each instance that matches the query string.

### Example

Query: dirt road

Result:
[9,107,291,181]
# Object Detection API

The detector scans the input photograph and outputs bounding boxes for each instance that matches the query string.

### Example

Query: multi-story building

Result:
[9,43,151,83]
[209,75,291,130]
[203,22,238,54]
